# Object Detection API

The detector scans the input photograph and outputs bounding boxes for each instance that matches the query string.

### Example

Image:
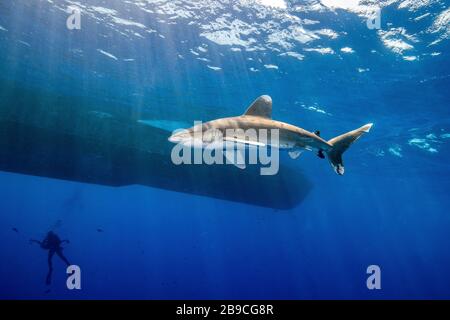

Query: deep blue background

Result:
[0,0,449,299]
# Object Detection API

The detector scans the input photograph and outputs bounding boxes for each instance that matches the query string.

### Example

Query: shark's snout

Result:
[169,129,192,144]
[168,133,180,143]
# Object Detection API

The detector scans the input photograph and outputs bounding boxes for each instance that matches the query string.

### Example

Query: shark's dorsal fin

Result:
[243,95,272,119]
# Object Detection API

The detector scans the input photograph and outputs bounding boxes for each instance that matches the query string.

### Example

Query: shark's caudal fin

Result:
[326,123,373,175]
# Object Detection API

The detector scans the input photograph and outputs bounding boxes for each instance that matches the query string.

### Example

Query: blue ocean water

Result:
[0,0,449,299]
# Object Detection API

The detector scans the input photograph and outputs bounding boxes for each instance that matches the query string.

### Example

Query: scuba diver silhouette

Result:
[30,231,71,285]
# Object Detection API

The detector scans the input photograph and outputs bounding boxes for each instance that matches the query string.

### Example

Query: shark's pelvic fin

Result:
[288,150,303,159]
[317,150,325,159]
[326,123,373,175]
[224,149,246,169]
[243,95,272,119]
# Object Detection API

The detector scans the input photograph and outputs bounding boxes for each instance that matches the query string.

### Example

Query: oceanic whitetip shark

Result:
[168,95,373,175]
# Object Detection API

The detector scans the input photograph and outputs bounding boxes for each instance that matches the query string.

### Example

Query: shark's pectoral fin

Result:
[288,150,303,159]
[235,149,246,169]
[233,163,246,169]
[224,149,246,169]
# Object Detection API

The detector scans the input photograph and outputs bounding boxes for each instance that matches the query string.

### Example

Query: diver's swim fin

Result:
[46,274,52,285]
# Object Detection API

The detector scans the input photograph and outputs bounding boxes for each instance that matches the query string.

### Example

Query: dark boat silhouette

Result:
[0,81,312,209]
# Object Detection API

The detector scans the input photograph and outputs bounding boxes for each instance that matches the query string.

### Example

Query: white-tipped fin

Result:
[361,123,373,133]
[288,150,303,159]
[243,95,272,119]
[224,149,246,169]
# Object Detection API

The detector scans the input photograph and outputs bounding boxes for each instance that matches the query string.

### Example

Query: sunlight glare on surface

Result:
[320,0,360,9]
[257,0,287,9]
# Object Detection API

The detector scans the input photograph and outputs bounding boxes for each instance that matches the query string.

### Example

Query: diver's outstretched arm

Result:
[61,240,70,244]
[29,239,41,245]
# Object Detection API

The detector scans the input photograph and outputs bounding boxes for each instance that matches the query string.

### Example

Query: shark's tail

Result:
[326,123,373,175]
